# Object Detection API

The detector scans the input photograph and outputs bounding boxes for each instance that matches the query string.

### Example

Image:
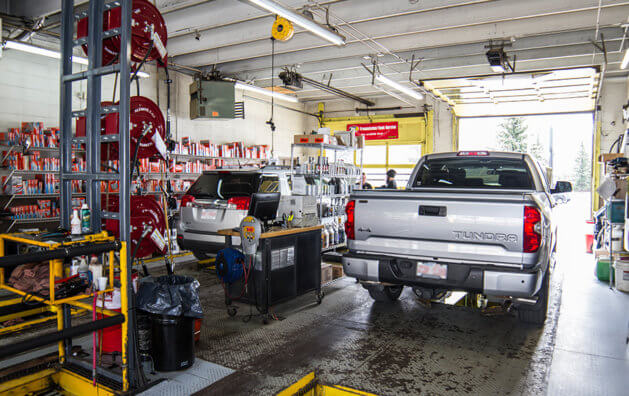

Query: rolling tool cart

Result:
[217,222,324,323]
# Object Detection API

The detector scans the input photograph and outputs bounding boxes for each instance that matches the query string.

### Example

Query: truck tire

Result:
[517,269,549,326]
[367,285,403,302]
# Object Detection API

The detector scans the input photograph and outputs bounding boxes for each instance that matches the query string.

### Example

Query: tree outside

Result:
[496,117,548,166]
[572,142,591,191]
[497,117,528,152]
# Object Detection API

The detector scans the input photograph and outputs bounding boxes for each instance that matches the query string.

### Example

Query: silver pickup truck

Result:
[342,151,572,325]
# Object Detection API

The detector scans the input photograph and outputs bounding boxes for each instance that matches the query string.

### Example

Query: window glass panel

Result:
[363,145,386,165]
[388,144,422,165]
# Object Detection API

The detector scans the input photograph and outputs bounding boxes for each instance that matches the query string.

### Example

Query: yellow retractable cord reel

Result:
[272,16,294,41]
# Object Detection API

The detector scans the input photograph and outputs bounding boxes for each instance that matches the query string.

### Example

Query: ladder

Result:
[59,0,136,388]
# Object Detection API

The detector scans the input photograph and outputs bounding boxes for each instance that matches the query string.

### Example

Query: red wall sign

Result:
[347,121,399,140]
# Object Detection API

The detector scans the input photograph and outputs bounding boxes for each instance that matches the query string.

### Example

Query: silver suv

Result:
[177,168,292,260]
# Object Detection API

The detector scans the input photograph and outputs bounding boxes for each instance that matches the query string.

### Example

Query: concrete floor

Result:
[1,193,628,395]
[184,193,629,395]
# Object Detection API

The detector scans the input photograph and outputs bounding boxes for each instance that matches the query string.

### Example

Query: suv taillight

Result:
[523,206,541,253]
[345,200,355,240]
[181,195,196,207]
[228,196,251,210]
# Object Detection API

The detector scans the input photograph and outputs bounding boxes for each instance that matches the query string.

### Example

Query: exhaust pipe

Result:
[513,297,538,305]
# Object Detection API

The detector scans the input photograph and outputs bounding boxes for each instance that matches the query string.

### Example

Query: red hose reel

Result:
[76,96,166,161]
[77,0,168,65]
[102,194,168,259]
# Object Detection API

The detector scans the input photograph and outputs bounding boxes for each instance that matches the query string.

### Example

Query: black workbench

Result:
[218,225,324,320]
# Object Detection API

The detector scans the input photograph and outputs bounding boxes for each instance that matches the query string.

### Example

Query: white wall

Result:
[304,94,453,153]
[0,49,308,159]
[598,77,627,153]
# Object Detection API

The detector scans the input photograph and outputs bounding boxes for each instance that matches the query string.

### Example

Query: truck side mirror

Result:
[551,181,573,194]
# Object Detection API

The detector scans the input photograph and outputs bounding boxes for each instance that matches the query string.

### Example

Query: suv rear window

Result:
[187,173,279,199]
[412,157,534,189]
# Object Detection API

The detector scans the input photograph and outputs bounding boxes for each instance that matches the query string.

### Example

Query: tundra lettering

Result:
[452,230,518,243]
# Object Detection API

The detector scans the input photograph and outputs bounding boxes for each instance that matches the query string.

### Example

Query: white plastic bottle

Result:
[71,209,81,235]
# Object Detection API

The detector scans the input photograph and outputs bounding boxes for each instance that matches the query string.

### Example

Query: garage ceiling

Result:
[422,67,601,116]
[2,0,628,108]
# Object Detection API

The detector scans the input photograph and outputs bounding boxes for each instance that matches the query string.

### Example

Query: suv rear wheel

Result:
[517,269,549,326]
[366,285,403,302]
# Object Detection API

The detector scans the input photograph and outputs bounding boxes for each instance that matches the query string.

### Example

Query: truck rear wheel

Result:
[367,285,403,302]
[517,269,549,326]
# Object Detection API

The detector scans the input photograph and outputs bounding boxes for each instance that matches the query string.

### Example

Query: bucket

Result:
[615,260,629,292]
[150,314,194,371]
[596,258,613,282]
[585,234,594,254]
[96,289,122,353]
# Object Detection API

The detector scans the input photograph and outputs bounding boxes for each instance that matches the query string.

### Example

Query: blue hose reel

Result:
[215,248,245,284]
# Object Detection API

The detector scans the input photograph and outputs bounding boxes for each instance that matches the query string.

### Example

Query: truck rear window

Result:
[187,173,279,199]
[412,157,534,189]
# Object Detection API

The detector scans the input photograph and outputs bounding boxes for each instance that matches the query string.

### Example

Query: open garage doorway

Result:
[458,113,593,197]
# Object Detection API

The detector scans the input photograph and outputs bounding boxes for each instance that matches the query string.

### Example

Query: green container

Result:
[606,199,625,224]
[596,259,614,282]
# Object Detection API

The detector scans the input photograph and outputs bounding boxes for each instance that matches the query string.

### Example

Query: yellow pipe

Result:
[120,241,129,392]
[0,315,59,336]
[592,119,602,213]
[0,297,23,307]
[0,237,4,286]
[109,249,115,289]
[0,306,47,322]
[425,110,434,154]
[451,111,459,152]
[57,305,65,364]
[0,368,55,394]
[66,299,119,317]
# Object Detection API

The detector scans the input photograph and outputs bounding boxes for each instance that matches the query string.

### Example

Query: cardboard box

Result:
[334,131,354,147]
[356,135,365,149]
[294,134,312,144]
[311,134,331,145]
[321,263,333,285]
[332,265,344,279]
[598,153,625,163]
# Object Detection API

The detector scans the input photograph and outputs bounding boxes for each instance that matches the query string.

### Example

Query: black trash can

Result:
[137,275,203,372]
[151,314,194,371]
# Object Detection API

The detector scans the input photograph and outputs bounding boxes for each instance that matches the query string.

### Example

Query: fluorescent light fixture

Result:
[4,40,88,65]
[621,47,629,69]
[236,82,299,103]
[375,74,423,101]
[248,0,345,46]
[4,40,151,78]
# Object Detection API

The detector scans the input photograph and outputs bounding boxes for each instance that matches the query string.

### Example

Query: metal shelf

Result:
[322,243,346,252]
[139,172,201,179]
[9,217,60,223]
[294,173,358,179]
[292,142,357,151]
[0,169,60,175]
[0,193,85,199]
[171,153,267,162]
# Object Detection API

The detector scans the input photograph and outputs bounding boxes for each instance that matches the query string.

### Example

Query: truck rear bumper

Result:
[342,253,542,298]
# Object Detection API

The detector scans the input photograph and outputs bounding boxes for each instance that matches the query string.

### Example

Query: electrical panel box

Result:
[189,80,239,119]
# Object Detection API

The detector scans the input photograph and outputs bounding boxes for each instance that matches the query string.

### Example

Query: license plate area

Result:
[200,209,218,220]
[416,261,447,279]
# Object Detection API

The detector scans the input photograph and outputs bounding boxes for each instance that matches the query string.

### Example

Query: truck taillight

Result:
[523,206,541,253]
[227,196,251,210]
[181,195,196,207]
[345,200,355,240]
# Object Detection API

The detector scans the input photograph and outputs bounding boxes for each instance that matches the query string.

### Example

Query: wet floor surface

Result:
[180,266,561,396]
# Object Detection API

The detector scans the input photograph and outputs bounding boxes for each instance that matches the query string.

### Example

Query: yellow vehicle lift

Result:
[0,232,131,394]
[279,372,378,396]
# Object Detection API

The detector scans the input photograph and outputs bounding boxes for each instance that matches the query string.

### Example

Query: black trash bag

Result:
[137,275,203,318]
